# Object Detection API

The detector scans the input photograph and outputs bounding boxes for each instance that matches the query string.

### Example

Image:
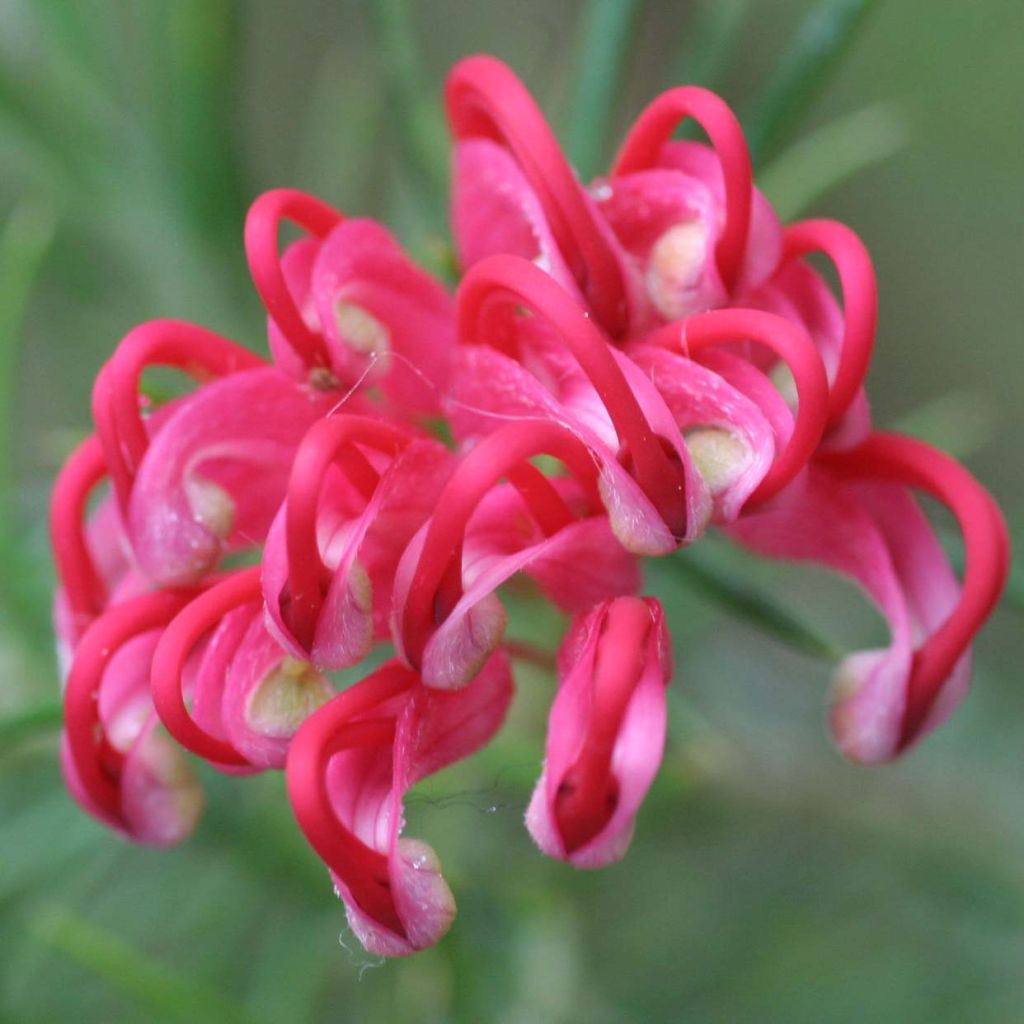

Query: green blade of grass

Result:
[365,0,448,220]
[162,1,248,247]
[673,548,843,660]
[0,197,58,503]
[0,701,63,747]
[30,904,261,1024]
[0,198,60,662]
[671,0,750,90]
[564,0,644,179]
[758,101,907,219]
[745,0,880,167]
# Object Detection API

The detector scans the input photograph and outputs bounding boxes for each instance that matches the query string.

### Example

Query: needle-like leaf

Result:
[565,0,644,179]
[758,101,907,219]
[745,0,880,166]
[672,548,843,660]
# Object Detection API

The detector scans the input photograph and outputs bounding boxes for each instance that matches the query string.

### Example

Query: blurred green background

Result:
[1,1,1022,1021]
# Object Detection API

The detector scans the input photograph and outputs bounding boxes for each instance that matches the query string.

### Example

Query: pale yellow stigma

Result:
[334,302,391,369]
[184,476,235,540]
[646,220,710,320]
[246,658,330,738]
[685,427,749,493]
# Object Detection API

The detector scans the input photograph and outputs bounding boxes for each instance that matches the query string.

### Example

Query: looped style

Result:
[287,662,414,940]
[457,255,688,536]
[287,654,513,955]
[92,320,263,508]
[281,414,415,650]
[819,432,1010,747]
[62,588,200,834]
[446,55,629,335]
[50,435,108,624]
[782,219,877,427]
[244,188,344,368]
[612,86,753,293]
[647,307,830,503]
[150,568,263,768]
[397,418,602,676]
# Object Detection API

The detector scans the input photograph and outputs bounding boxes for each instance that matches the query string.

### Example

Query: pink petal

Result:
[262,439,455,669]
[221,609,332,769]
[327,655,513,955]
[62,630,203,845]
[392,502,640,690]
[628,343,776,522]
[128,367,338,585]
[525,598,672,867]
[311,219,455,415]
[267,237,321,380]
[653,141,783,295]
[447,346,689,554]
[452,138,581,294]
[594,168,728,330]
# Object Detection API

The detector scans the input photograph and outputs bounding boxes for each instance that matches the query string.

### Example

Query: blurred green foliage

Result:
[0,1,1021,1021]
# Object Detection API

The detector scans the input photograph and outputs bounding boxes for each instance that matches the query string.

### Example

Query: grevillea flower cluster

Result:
[51,56,1009,956]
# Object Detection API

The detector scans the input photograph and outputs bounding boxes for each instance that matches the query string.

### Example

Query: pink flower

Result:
[246,189,455,413]
[391,417,640,688]
[261,414,454,669]
[526,596,672,867]
[286,655,513,955]
[61,590,204,845]
[150,568,331,771]
[46,53,1011,964]
[728,433,1009,762]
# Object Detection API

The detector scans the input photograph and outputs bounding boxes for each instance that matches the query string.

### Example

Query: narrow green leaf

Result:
[161,1,248,247]
[672,549,843,660]
[365,0,448,220]
[759,101,907,219]
[0,198,59,503]
[890,389,995,463]
[745,0,880,166]
[30,904,261,1024]
[671,0,750,90]
[565,0,644,179]
[0,701,63,748]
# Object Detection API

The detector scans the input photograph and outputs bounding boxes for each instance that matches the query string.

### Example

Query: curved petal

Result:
[452,138,581,294]
[525,597,672,867]
[220,610,332,769]
[128,367,338,585]
[629,343,775,522]
[263,439,455,668]
[267,237,321,380]
[294,656,513,956]
[594,168,727,330]
[311,219,456,415]
[61,630,203,845]
[652,141,782,295]
[447,346,692,553]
